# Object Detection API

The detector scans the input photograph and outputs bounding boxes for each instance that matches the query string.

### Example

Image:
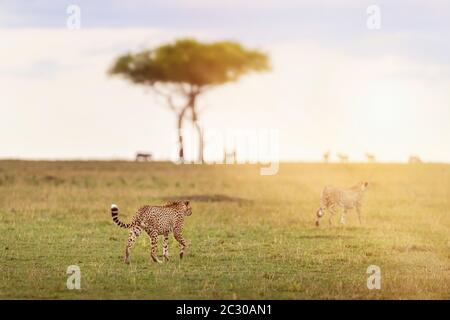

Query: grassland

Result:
[0,160,449,299]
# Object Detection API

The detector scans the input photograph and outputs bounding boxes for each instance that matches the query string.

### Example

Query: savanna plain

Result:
[0,160,449,299]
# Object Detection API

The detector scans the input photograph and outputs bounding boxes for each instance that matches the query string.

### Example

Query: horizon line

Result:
[1,158,448,165]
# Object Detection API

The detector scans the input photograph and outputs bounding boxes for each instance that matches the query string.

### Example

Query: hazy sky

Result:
[1,0,449,162]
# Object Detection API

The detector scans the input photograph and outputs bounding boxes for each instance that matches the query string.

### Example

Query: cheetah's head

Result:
[164,200,192,216]
[360,181,369,191]
[165,200,192,216]
[178,200,192,216]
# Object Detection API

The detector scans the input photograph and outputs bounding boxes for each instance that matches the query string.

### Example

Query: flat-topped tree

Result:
[109,38,269,163]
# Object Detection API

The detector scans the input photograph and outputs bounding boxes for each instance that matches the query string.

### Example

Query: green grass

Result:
[0,160,449,299]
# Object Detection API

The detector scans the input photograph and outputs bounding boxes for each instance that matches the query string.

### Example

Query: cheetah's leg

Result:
[150,231,162,264]
[356,205,362,224]
[163,233,170,262]
[328,206,337,226]
[340,208,348,225]
[174,230,187,259]
[124,226,141,264]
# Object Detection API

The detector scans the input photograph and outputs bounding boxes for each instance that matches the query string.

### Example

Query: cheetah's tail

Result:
[111,204,131,228]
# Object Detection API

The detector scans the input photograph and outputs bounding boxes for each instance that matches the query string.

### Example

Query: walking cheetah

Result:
[111,200,192,264]
[315,182,368,226]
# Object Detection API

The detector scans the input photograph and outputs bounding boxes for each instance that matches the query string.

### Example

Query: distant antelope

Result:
[323,151,330,163]
[223,149,237,164]
[315,181,369,226]
[135,152,152,162]
[365,153,376,163]
[409,156,422,164]
[337,153,349,163]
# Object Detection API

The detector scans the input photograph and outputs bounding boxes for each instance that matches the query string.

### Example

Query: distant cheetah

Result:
[111,200,192,264]
[315,182,368,226]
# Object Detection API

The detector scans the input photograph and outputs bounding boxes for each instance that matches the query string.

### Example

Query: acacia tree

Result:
[109,38,269,163]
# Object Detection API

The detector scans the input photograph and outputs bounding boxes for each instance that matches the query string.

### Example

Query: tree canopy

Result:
[109,38,269,88]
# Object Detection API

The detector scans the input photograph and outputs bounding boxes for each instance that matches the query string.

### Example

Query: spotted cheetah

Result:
[111,200,192,264]
[315,181,368,226]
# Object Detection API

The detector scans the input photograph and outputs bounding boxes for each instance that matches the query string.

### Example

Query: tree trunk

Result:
[177,106,189,163]
[177,113,184,163]
[188,93,204,164]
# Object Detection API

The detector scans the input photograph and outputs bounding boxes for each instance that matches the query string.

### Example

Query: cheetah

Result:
[315,182,368,226]
[111,200,192,264]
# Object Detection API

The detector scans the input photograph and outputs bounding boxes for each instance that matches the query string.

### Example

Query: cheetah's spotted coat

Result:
[111,200,192,264]
[315,181,368,226]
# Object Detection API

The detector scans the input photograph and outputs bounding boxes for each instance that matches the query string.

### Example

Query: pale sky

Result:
[1,0,449,162]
